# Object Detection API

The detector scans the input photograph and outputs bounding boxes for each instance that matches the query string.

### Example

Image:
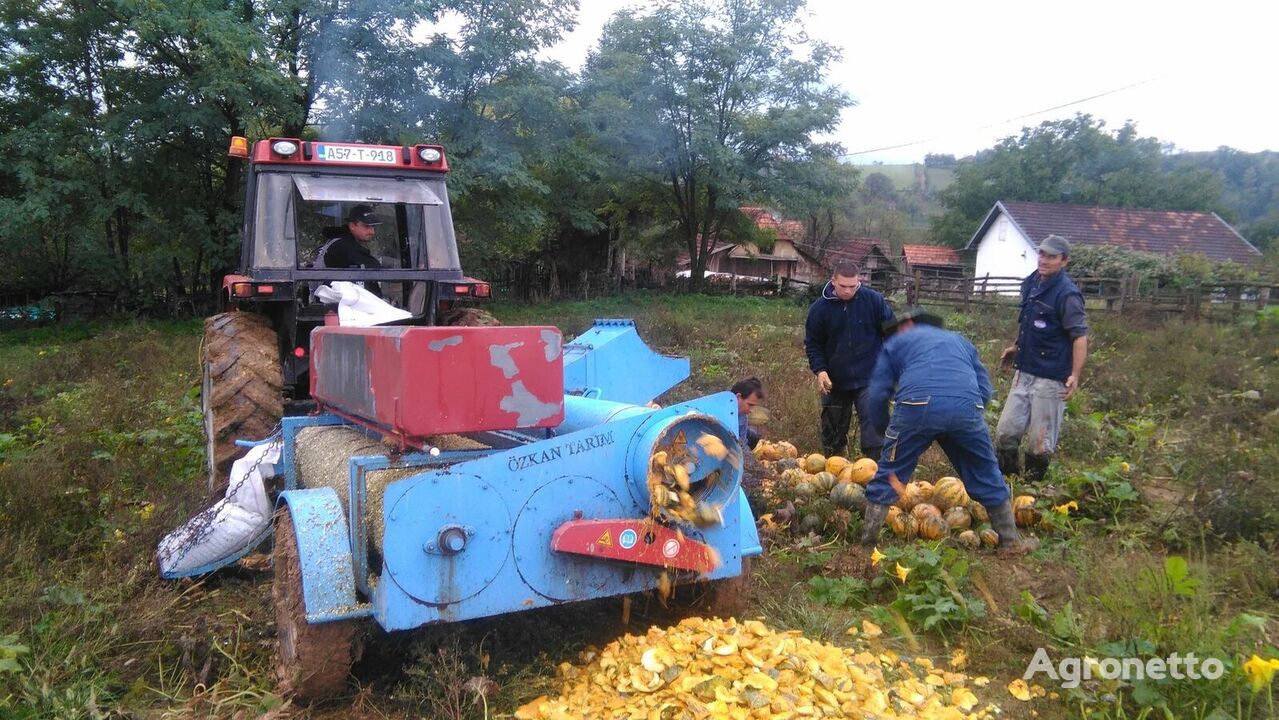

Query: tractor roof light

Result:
[418,147,442,163]
[271,140,299,156]
[228,136,249,158]
[474,283,491,298]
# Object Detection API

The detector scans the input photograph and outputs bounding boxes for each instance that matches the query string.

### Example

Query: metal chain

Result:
[159,422,283,572]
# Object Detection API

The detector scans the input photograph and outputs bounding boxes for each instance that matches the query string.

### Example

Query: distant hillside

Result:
[852,163,954,221]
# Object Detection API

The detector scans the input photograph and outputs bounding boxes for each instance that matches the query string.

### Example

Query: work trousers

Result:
[820,386,883,459]
[864,396,1010,509]
[995,371,1066,455]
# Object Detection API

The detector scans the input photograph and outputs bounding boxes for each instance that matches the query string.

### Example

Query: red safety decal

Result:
[550,519,718,573]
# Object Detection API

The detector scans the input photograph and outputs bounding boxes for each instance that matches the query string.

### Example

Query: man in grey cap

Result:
[994,234,1089,483]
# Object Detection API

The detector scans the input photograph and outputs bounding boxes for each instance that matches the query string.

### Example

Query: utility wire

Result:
[840,77,1160,158]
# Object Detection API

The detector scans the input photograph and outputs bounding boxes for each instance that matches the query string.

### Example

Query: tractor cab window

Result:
[249,172,462,272]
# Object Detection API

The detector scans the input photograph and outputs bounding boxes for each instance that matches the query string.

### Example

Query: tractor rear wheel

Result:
[274,508,355,702]
[202,311,283,492]
[438,307,500,326]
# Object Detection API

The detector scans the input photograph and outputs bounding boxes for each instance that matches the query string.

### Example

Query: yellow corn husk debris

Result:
[516,616,999,719]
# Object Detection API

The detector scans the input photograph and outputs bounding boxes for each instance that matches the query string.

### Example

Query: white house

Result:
[967,200,1262,287]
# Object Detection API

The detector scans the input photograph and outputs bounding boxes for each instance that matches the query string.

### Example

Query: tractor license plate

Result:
[315,144,397,164]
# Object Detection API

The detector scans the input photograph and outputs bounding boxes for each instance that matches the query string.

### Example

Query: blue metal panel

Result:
[369,393,750,632]
[562,319,690,404]
[277,488,372,623]
[736,488,762,557]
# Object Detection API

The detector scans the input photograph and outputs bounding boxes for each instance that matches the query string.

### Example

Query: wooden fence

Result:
[889,272,1278,319]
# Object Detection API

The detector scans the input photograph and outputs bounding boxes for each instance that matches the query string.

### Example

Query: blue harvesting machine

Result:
[269,319,761,699]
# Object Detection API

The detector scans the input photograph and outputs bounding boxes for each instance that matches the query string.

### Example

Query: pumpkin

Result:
[968,500,989,523]
[896,481,929,510]
[845,458,877,486]
[932,476,969,511]
[825,455,850,476]
[780,468,806,485]
[754,442,783,462]
[979,528,999,547]
[1013,495,1040,527]
[794,482,817,498]
[889,512,918,539]
[918,514,949,540]
[812,471,838,493]
[944,506,972,531]
[957,530,980,549]
[910,503,942,523]
[830,482,867,511]
[803,453,827,473]
[799,513,824,534]
[915,481,935,503]
[776,441,799,459]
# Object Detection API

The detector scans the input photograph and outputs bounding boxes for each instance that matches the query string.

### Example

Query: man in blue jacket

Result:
[994,235,1089,483]
[857,308,1038,554]
[804,262,895,460]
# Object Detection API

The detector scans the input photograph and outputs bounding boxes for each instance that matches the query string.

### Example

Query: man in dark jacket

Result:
[317,204,384,297]
[803,262,895,459]
[994,235,1089,483]
[858,308,1038,555]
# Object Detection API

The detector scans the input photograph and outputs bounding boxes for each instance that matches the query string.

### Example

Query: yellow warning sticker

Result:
[597,531,612,547]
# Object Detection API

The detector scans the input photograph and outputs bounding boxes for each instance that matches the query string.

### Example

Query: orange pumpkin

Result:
[910,503,942,523]
[943,506,972,531]
[957,530,980,549]
[845,458,877,485]
[979,528,1000,547]
[803,453,827,473]
[968,500,989,523]
[918,515,949,540]
[896,481,929,511]
[932,476,969,511]
[1013,495,1040,527]
[825,455,851,476]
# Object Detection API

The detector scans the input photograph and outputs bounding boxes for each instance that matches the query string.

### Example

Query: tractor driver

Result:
[317,204,384,297]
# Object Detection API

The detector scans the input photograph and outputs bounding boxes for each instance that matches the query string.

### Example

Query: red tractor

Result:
[203,137,493,490]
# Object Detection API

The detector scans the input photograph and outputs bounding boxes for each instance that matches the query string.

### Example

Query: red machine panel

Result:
[551,519,719,573]
[310,325,564,443]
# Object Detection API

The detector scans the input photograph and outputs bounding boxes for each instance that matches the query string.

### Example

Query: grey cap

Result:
[1038,234,1071,257]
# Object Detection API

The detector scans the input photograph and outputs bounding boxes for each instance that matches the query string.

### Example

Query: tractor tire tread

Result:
[202,311,283,492]
[274,508,355,702]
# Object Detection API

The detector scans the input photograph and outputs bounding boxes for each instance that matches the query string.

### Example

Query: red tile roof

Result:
[902,244,961,268]
[971,201,1261,264]
[741,206,804,241]
[823,238,887,264]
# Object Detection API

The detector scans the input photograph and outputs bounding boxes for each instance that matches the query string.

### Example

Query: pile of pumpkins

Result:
[754,440,1043,547]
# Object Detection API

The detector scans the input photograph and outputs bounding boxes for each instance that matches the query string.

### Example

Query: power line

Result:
[840,76,1161,158]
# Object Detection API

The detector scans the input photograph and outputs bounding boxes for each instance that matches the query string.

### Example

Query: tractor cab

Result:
[201,138,493,490]
[222,138,491,399]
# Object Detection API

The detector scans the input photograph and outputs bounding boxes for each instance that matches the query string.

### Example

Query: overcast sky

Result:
[539,0,1277,165]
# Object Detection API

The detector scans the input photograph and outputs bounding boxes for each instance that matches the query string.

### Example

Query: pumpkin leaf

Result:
[1163,556,1199,598]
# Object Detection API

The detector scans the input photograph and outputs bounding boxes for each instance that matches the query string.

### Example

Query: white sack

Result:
[157,440,280,577]
[314,281,412,327]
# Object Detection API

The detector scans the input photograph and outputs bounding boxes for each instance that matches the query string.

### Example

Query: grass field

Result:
[1,294,1277,718]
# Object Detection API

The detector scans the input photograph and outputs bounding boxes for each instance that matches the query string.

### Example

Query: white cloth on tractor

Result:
[156,441,280,577]
[314,281,411,326]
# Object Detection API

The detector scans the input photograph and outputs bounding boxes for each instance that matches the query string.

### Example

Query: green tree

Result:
[930,115,1226,248]
[580,0,850,290]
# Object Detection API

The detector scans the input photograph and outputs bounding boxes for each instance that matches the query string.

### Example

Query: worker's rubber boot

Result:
[859,503,892,547]
[861,445,883,463]
[1024,453,1051,484]
[988,501,1039,555]
[996,448,1022,478]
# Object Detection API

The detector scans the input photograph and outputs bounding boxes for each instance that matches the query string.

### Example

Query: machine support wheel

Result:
[202,311,283,493]
[274,508,355,702]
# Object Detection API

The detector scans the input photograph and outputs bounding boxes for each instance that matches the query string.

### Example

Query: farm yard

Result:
[1,293,1277,719]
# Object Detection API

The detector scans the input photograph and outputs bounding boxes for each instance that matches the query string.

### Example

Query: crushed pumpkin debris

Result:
[514,616,999,719]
